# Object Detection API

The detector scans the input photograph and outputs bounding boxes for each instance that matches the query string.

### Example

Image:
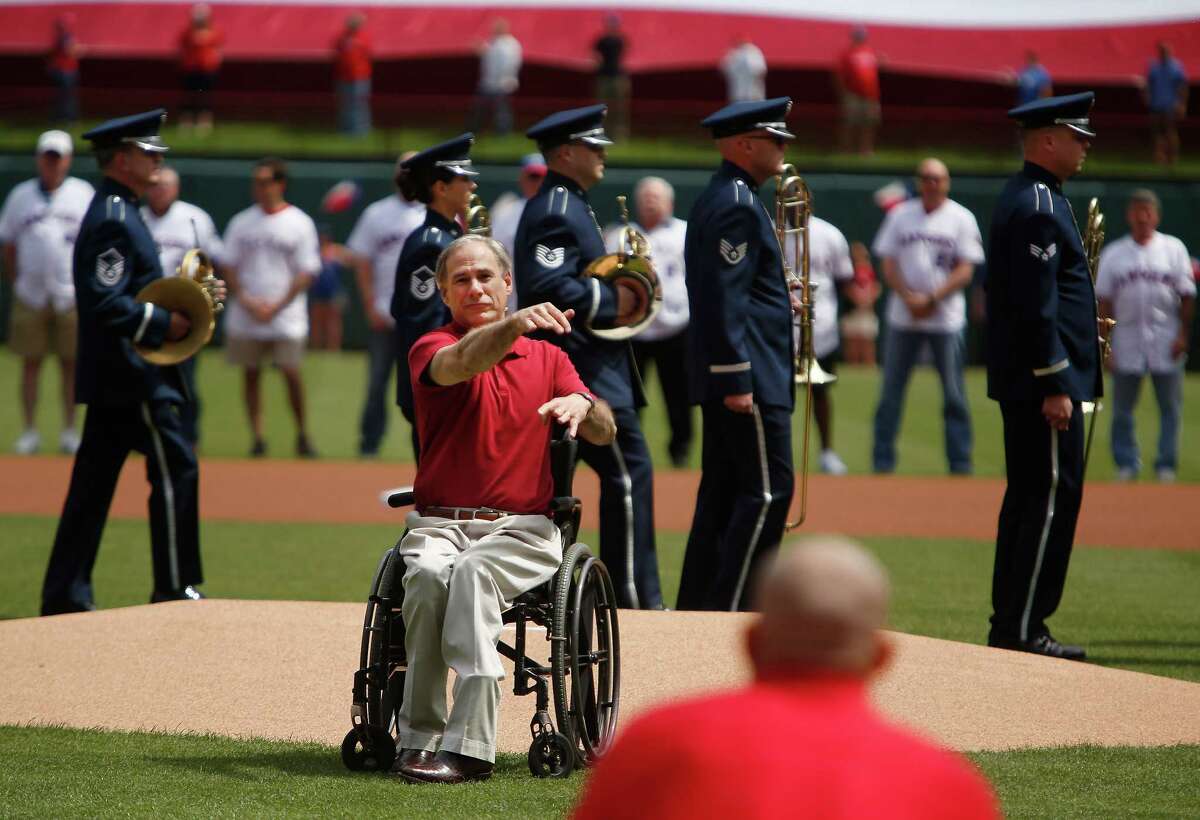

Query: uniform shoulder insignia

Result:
[547,187,569,216]
[95,247,125,286]
[1029,242,1058,261]
[535,244,565,269]
[719,238,748,265]
[409,264,437,300]
[1031,183,1055,214]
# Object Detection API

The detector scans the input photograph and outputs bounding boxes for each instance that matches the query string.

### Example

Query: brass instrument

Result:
[1081,197,1114,472]
[775,164,834,531]
[135,248,223,365]
[582,195,662,341]
[466,193,491,236]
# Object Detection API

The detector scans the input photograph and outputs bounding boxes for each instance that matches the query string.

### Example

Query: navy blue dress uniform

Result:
[676,98,797,612]
[514,104,663,609]
[42,110,204,615]
[984,92,1101,659]
[390,135,474,458]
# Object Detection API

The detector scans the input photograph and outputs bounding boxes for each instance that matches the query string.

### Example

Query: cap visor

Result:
[580,134,614,146]
[449,167,479,177]
[129,137,170,153]
[765,126,796,140]
[1066,123,1096,138]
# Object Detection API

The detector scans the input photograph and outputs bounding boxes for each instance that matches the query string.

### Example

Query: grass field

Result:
[0,726,1197,819]
[4,120,1199,180]
[3,349,1198,482]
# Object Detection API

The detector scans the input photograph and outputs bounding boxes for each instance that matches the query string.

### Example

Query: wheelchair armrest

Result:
[382,486,415,509]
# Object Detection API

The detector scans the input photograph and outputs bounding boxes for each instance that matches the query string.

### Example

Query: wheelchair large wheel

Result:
[551,543,621,767]
[353,546,406,759]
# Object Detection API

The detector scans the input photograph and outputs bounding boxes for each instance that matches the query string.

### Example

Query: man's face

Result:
[636,183,671,230]
[742,131,787,183]
[1127,201,1160,242]
[146,170,179,214]
[519,169,545,199]
[439,242,512,329]
[915,161,950,211]
[121,147,164,192]
[564,142,607,189]
[1052,128,1090,179]
[251,168,285,208]
[36,151,70,190]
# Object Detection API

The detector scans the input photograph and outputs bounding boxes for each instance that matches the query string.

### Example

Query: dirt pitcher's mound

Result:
[3,600,1198,754]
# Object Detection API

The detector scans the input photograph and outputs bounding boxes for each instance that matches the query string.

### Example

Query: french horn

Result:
[134,248,223,365]
[582,195,662,341]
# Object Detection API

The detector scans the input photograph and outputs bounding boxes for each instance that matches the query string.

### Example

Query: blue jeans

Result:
[337,79,371,135]
[872,328,972,473]
[358,328,395,455]
[1110,367,1184,472]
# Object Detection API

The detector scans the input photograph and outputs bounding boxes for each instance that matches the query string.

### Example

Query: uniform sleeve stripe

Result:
[133,302,155,344]
[587,277,601,323]
[710,362,751,374]
[1033,358,1069,377]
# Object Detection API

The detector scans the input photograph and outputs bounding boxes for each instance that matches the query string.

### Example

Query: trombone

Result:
[1082,197,1115,474]
[775,164,835,531]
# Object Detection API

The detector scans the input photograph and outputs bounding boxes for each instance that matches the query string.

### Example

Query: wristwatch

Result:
[575,392,596,413]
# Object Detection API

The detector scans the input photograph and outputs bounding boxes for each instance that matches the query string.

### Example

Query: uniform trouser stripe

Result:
[730,404,772,611]
[1021,428,1059,641]
[609,441,639,610]
[142,402,180,589]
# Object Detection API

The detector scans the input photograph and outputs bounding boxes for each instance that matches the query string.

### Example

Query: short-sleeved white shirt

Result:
[221,203,321,340]
[786,215,854,358]
[721,43,767,102]
[872,197,984,334]
[346,194,426,318]
[490,191,528,315]
[604,216,689,341]
[1095,231,1195,373]
[0,176,94,312]
[141,199,224,281]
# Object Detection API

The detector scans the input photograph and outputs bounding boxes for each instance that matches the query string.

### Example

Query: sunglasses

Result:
[746,135,787,148]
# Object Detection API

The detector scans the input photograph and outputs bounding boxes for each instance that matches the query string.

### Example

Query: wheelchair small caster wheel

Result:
[341,725,396,772]
[528,731,575,778]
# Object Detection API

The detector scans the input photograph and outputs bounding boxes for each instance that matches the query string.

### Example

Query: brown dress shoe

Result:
[390,749,436,777]
[399,750,494,784]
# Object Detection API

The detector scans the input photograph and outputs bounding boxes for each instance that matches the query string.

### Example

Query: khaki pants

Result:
[396,513,562,762]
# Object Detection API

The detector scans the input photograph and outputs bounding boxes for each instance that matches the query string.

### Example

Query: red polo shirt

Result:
[839,43,880,100]
[409,323,590,514]
[573,676,999,820]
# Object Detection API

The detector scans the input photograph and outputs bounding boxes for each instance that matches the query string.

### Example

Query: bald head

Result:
[915,157,950,211]
[748,537,891,677]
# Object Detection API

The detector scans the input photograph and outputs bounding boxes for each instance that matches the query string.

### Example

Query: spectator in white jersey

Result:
[142,165,224,446]
[604,176,692,466]
[784,208,856,475]
[720,37,767,103]
[490,152,547,315]
[467,18,522,136]
[0,130,94,454]
[346,150,425,457]
[1096,189,1195,482]
[871,157,983,475]
[221,157,322,458]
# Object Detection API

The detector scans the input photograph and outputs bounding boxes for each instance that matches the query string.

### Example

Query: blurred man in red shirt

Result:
[834,27,881,156]
[334,13,372,136]
[178,4,223,133]
[47,15,80,125]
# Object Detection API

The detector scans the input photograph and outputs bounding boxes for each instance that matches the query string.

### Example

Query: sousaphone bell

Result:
[582,195,662,341]
[134,248,223,365]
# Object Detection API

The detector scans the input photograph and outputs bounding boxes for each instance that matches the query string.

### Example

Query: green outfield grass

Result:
[0,726,1196,819]
[4,119,1199,180]
[3,517,1197,683]
[2,349,1198,482]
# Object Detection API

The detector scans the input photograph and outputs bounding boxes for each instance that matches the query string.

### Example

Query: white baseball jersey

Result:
[604,216,689,342]
[721,43,767,102]
[221,203,321,340]
[141,199,224,281]
[490,191,527,315]
[786,215,854,359]
[1096,231,1195,373]
[346,193,426,319]
[872,197,984,334]
[0,176,94,312]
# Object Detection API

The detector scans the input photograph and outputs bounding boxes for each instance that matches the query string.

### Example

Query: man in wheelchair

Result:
[393,234,616,784]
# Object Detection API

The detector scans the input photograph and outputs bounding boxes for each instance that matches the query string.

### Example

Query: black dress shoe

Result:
[399,750,493,784]
[150,585,206,603]
[41,599,97,616]
[989,634,1086,661]
[390,749,436,776]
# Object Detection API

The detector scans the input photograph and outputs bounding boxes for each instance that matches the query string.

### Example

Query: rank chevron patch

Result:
[1029,242,1057,262]
[535,244,565,269]
[719,238,748,265]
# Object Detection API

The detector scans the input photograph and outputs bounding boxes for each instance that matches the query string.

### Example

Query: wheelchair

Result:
[340,429,621,778]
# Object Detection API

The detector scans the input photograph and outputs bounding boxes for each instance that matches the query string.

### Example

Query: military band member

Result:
[391,134,477,461]
[42,110,222,614]
[677,98,798,612]
[514,104,664,609]
[984,92,1101,660]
